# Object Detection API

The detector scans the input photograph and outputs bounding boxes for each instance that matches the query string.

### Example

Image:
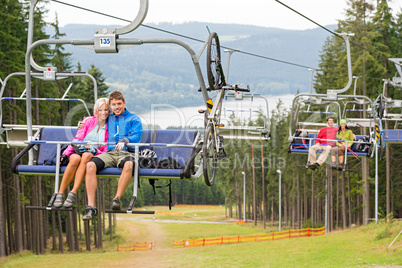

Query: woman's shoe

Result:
[63,192,76,208]
[53,193,64,208]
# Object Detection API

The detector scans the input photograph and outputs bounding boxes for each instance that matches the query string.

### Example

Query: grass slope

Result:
[1,206,401,267]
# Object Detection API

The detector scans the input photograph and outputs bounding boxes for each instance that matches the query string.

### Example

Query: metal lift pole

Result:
[375,139,378,223]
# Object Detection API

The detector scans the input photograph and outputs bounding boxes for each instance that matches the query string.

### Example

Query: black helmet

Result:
[139,149,157,158]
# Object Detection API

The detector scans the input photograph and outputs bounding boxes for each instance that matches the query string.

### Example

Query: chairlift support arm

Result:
[327,33,354,95]
[24,0,211,166]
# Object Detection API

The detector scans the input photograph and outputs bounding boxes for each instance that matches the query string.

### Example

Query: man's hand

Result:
[114,138,128,151]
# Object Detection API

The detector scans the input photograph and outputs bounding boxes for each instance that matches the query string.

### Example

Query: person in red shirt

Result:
[308,117,338,170]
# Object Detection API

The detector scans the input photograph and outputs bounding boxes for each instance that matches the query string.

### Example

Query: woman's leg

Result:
[330,147,338,163]
[70,152,93,194]
[58,154,81,194]
[338,146,345,164]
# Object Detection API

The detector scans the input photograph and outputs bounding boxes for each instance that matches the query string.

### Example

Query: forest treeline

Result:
[0,0,401,256]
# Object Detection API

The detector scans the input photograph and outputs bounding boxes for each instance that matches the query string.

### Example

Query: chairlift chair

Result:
[218,91,270,141]
[5,0,240,215]
[288,33,376,167]
[0,71,95,147]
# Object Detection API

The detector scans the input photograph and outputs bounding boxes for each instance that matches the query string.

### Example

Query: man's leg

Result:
[115,160,133,200]
[309,144,318,164]
[83,153,110,220]
[317,145,331,166]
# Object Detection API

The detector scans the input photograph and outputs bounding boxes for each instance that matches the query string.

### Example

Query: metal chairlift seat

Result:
[342,99,376,129]
[294,97,340,134]
[219,92,270,141]
[382,98,402,121]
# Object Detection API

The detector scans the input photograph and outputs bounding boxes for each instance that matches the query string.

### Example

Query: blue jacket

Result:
[107,109,143,151]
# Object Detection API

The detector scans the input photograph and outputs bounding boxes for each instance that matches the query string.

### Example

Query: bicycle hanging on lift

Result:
[202,32,250,186]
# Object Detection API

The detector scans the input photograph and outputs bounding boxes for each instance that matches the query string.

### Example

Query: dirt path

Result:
[104,216,177,267]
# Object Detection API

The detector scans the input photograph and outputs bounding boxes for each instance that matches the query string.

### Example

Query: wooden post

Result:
[57,211,64,253]
[311,172,314,229]
[73,208,79,251]
[342,170,346,229]
[109,212,113,241]
[85,221,91,251]
[0,160,6,257]
[97,178,103,249]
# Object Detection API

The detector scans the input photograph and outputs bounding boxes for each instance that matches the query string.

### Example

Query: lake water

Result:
[137,94,295,129]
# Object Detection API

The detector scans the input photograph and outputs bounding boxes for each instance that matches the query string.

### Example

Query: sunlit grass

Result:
[1,206,401,268]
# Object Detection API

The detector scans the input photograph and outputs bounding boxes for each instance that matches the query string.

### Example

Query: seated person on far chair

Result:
[330,119,355,170]
[308,117,338,170]
[83,90,143,220]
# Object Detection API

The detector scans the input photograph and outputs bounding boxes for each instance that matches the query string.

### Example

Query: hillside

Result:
[1,206,401,267]
[50,22,337,113]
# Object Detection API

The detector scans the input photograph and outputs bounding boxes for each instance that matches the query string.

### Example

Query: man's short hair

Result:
[109,90,125,103]
[326,116,334,122]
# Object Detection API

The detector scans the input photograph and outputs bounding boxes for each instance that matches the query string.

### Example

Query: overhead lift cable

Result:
[49,0,398,74]
[274,0,402,68]
[49,0,317,70]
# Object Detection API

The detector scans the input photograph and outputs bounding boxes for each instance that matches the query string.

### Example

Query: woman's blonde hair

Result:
[93,98,109,115]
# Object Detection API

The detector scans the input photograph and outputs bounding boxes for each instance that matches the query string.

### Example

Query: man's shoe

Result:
[63,192,76,208]
[53,193,64,208]
[111,198,121,210]
[308,163,319,170]
[82,206,97,220]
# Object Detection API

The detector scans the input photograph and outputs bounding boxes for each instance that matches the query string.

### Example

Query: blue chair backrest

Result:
[308,133,317,146]
[138,129,153,151]
[37,128,78,165]
[36,128,197,168]
[154,130,198,168]
[384,129,401,142]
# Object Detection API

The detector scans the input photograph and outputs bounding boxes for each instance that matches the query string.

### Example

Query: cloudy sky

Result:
[44,0,401,30]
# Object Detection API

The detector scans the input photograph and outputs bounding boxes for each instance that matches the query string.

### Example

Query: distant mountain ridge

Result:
[48,22,336,113]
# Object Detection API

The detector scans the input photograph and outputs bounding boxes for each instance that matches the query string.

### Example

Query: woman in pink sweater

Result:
[53,98,109,208]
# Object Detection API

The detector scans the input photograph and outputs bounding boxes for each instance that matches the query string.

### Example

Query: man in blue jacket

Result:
[83,90,143,220]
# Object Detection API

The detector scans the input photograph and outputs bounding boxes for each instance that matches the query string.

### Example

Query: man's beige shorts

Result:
[93,151,135,169]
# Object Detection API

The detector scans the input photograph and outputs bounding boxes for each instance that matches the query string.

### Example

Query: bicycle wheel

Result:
[377,94,385,119]
[206,32,225,90]
[203,125,217,186]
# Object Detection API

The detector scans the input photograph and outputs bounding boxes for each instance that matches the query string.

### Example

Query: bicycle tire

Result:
[377,94,385,119]
[203,125,217,186]
[206,32,225,90]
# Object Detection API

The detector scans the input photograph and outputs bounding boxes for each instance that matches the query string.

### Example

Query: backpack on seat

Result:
[353,136,370,153]
[292,130,309,149]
